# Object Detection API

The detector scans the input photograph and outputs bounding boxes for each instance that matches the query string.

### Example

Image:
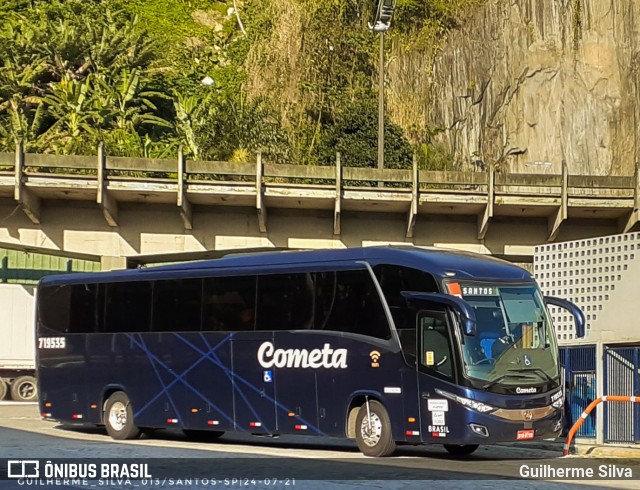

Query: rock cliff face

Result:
[399,0,640,175]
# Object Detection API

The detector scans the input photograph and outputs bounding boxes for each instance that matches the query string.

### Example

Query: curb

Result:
[499,439,640,458]
[576,445,640,458]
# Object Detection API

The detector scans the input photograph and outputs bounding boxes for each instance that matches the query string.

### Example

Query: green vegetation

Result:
[0,0,483,169]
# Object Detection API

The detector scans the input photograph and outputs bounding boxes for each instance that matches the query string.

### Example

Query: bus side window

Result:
[152,278,203,332]
[38,285,71,333]
[373,264,438,330]
[104,281,152,333]
[39,284,101,334]
[256,273,314,331]
[315,270,390,340]
[202,276,257,332]
[69,283,101,333]
[418,311,454,379]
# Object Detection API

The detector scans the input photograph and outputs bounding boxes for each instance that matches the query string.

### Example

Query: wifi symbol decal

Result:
[369,350,381,368]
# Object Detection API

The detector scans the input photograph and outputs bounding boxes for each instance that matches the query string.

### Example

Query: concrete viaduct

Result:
[1,144,639,268]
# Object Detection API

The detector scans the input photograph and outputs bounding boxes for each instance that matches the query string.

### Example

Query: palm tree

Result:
[0,39,49,150]
[38,75,100,154]
[0,94,45,151]
[83,11,154,77]
[92,68,171,156]
[172,91,209,160]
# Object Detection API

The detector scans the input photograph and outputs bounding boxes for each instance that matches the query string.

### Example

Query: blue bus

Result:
[36,246,584,457]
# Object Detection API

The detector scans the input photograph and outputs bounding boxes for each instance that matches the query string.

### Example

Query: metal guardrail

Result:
[2,144,639,239]
[1,148,637,196]
[563,395,640,456]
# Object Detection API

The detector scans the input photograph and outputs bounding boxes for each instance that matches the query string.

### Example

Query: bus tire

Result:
[104,392,141,440]
[0,379,7,401]
[444,444,479,456]
[355,400,396,457]
[183,429,225,442]
[10,376,37,402]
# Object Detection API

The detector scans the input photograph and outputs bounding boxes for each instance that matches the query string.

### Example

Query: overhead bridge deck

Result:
[0,146,638,262]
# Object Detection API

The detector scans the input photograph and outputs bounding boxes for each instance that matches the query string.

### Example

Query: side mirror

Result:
[401,291,477,335]
[544,296,586,338]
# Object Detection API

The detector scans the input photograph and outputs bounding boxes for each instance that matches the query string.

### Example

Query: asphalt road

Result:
[0,403,638,490]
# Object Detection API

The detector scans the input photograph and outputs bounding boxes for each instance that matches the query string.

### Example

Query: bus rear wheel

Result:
[355,400,396,457]
[444,444,479,456]
[10,376,37,402]
[104,392,141,440]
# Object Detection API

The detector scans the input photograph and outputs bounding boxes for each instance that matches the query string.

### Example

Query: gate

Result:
[604,347,640,443]
[559,346,596,438]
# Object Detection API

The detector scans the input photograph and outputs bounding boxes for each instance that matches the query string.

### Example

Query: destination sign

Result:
[460,285,498,297]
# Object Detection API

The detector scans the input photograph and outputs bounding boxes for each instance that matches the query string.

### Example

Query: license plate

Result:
[517,429,535,440]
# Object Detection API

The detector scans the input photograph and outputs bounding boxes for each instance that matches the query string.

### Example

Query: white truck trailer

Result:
[0,284,37,402]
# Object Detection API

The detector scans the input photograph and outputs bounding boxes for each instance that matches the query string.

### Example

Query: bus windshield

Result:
[456,283,559,390]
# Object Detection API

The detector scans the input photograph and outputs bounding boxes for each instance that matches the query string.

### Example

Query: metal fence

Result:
[559,345,597,438]
[604,346,640,443]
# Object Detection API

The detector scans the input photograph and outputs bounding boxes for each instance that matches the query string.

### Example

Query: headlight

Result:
[435,388,496,414]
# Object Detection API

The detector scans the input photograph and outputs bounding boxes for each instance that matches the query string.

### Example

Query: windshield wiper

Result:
[508,367,555,384]
[482,368,556,391]
[481,372,535,391]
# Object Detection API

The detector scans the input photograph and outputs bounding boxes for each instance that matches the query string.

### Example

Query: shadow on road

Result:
[53,422,562,462]
[0,424,634,485]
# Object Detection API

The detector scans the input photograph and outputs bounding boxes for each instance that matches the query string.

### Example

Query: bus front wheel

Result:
[444,444,479,456]
[355,400,396,457]
[104,392,141,440]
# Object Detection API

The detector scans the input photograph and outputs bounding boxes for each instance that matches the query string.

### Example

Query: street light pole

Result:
[377,31,385,173]
[368,0,396,181]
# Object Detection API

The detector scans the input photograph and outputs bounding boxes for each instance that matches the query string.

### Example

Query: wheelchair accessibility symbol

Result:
[263,370,273,383]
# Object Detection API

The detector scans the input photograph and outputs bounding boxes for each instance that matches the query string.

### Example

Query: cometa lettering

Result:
[516,387,537,394]
[257,342,348,369]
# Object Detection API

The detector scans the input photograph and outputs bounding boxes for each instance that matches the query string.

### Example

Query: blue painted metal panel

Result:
[559,346,596,438]
[232,332,277,433]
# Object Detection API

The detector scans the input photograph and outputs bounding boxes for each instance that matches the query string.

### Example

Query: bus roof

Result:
[38,246,533,286]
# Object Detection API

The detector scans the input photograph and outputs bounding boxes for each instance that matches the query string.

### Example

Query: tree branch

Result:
[233,0,247,36]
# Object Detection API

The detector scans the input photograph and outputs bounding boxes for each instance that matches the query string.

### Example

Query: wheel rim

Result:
[360,411,383,447]
[108,401,127,431]
[19,382,35,400]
